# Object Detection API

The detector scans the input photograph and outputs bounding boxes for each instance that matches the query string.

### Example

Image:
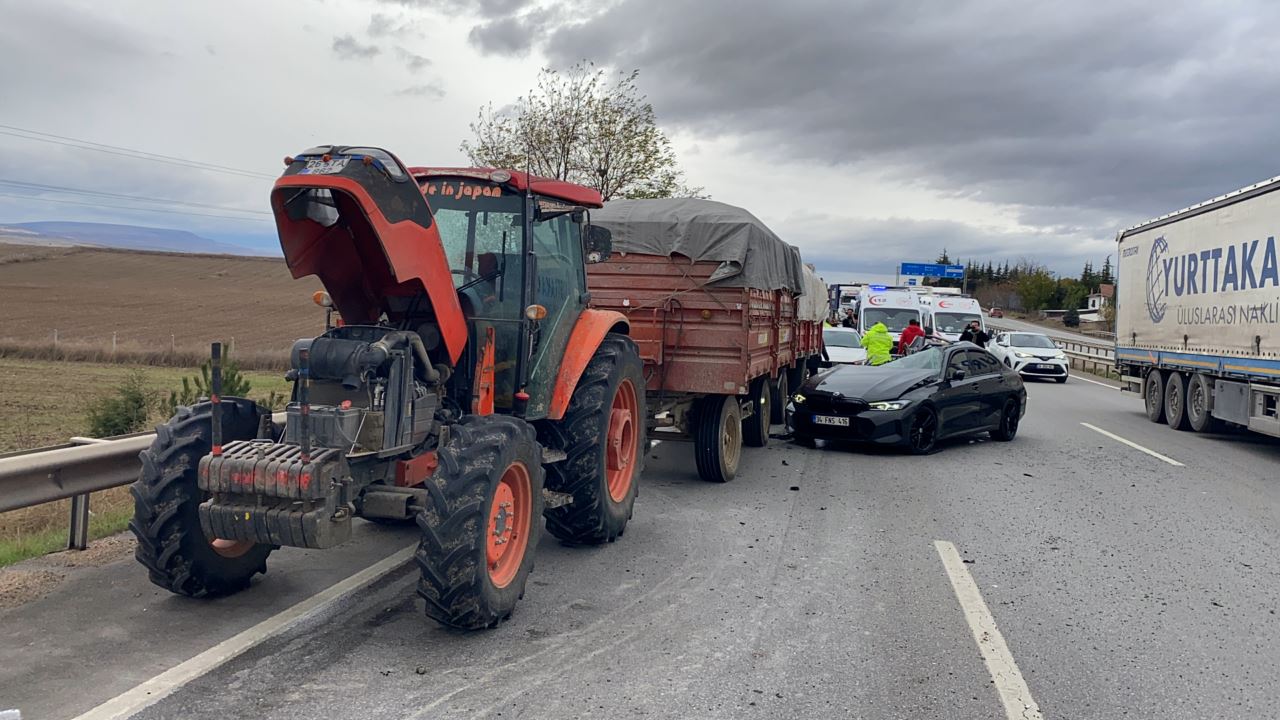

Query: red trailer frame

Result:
[587,253,822,482]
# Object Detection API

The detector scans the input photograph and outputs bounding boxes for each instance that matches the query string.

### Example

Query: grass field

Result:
[0,243,324,360]
[0,357,292,567]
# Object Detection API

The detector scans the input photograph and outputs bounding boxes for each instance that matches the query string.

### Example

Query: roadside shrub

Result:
[1063,308,1081,327]
[162,347,253,417]
[85,370,155,437]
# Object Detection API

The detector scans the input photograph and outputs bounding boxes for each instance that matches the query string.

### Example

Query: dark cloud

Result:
[394,82,446,99]
[331,34,380,60]
[462,1,1280,249]
[786,214,1110,280]
[396,47,432,71]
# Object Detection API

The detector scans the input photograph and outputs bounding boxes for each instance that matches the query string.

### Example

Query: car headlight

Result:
[868,400,910,411]
[1013,351,1035,358]
[792,393,806,405]
[1054,351,1066,359]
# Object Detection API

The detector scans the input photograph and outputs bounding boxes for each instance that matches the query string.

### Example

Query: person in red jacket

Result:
[898,318,925,355]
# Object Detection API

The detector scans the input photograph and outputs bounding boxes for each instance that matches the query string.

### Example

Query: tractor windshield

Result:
[421,179,524,293]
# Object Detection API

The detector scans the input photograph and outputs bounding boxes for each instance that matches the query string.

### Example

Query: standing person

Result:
[841,308,857,329]
[959,320,990,347]
[898,318,925,355]
[860,322,893,365]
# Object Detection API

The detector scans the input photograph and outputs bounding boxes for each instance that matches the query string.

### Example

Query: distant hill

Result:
[0,221,272,256]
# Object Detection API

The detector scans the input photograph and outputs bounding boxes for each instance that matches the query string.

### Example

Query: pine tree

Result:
[1100,255,1114,285]
[984,261,994,283]
[1080,261,1093,287]
[936,248,952,265]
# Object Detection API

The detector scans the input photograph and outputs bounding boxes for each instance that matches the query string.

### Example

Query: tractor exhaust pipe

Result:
[210,342,223,456]
[297,347,312,463]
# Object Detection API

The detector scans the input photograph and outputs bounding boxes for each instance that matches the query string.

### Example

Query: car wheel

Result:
[906,406,938,455]
[990,399,1020,441]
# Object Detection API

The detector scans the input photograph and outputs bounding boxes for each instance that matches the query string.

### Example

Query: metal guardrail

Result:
[0,413,286,551]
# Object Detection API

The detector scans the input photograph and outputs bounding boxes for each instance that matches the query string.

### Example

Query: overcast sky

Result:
[3,0,1278,283]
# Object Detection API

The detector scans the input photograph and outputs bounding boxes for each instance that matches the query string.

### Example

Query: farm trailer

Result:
[587,199,828,483]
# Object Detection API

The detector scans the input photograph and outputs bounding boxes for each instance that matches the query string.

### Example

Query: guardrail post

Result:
[68,493,90,550]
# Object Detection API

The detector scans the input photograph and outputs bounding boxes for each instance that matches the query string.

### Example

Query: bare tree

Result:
[462,62,705,201]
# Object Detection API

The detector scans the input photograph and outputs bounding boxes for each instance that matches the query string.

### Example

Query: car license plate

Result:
[813,415,849,427]
[1036,364,1056,370]
[301,158,349,175]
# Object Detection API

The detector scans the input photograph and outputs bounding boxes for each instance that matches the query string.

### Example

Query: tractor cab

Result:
[411,167,612,418]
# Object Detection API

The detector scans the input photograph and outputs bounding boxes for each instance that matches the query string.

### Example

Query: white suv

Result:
[988,332,1068,383]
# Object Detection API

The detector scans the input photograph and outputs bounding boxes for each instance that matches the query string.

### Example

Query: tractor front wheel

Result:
[538,333,646,545]
[416,415,546,629]
[130,399,274,598]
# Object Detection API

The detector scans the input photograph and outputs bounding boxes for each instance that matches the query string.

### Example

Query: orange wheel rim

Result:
[487,461,532,588]
[605,378,639,503]
[210,538,254,558]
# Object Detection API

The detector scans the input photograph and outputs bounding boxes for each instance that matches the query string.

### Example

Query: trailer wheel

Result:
[1144,370,1167,424]
[693,395,742,483]
[743,377,770,448]
[416,415,545,629]
[1164,371,1192,431]
[130,399,274,598]
[538,334,645,545]
[769,371,789,425]
[1186,373,1221,433]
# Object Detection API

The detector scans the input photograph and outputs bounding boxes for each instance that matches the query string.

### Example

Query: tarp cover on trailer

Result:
[798,263,829,322]
[592,199,806,292]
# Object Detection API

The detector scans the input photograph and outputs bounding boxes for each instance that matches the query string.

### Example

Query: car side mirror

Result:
[950,369,967,381]
[585,224,612,263]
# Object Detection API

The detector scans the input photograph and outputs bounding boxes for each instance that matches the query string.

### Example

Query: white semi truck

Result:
[1115,176,1280,438]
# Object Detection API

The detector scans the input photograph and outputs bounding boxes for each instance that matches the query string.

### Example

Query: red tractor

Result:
[129,147,646,628]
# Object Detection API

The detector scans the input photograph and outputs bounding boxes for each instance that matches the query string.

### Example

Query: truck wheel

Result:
[1164,371,1192,431]
[1186,373,1221,433]
[693,395,742,482]
[416,415,545,629]
[130,399,274,598]
[538,334,645,545]
[1144,370,1167,424]
[769,371,788,425]
[742,377,770,448]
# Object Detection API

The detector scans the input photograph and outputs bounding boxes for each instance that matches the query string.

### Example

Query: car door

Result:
[964,349,1007,429]
[934,348,982,436]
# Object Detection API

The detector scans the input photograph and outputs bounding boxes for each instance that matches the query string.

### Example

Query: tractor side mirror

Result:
[585,224,612,263]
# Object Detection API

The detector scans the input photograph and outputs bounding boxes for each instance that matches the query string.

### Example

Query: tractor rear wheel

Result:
[416,414,545,629]
[538,334,646,545]
[130,399,274,598]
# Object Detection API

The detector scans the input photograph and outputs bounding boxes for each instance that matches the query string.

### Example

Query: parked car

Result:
[822,327,868,365]
[988,307,1004,318]
[987,332,1068,383]
[788,343,1027,454]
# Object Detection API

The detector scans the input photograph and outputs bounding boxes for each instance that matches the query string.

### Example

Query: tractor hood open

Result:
[270,146,465,365]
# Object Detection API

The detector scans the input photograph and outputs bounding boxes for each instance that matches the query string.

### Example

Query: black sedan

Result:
[788,342,1027,454]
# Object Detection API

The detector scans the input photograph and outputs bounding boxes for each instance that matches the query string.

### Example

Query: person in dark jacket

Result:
[840,308,857,329]
[958,320,990,347]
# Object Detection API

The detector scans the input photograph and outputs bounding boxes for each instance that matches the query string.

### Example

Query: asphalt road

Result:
[4,373,1280,719]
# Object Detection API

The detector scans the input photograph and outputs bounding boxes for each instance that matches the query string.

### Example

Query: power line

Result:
[0,191,274,223]
[0,124,278,180]
[0,178,272,216]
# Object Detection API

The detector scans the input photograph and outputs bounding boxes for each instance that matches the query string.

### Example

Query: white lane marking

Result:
[1080,422,1185,467]
[1069,373,1119,390]
[73,544,417,720]
[934,540,1044,720]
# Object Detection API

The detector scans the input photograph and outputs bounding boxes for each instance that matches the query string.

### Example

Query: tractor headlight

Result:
[791,393,806,405]
[868,400,910,411]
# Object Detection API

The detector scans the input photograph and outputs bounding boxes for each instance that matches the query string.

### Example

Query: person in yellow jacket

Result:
[860,321,893,365]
